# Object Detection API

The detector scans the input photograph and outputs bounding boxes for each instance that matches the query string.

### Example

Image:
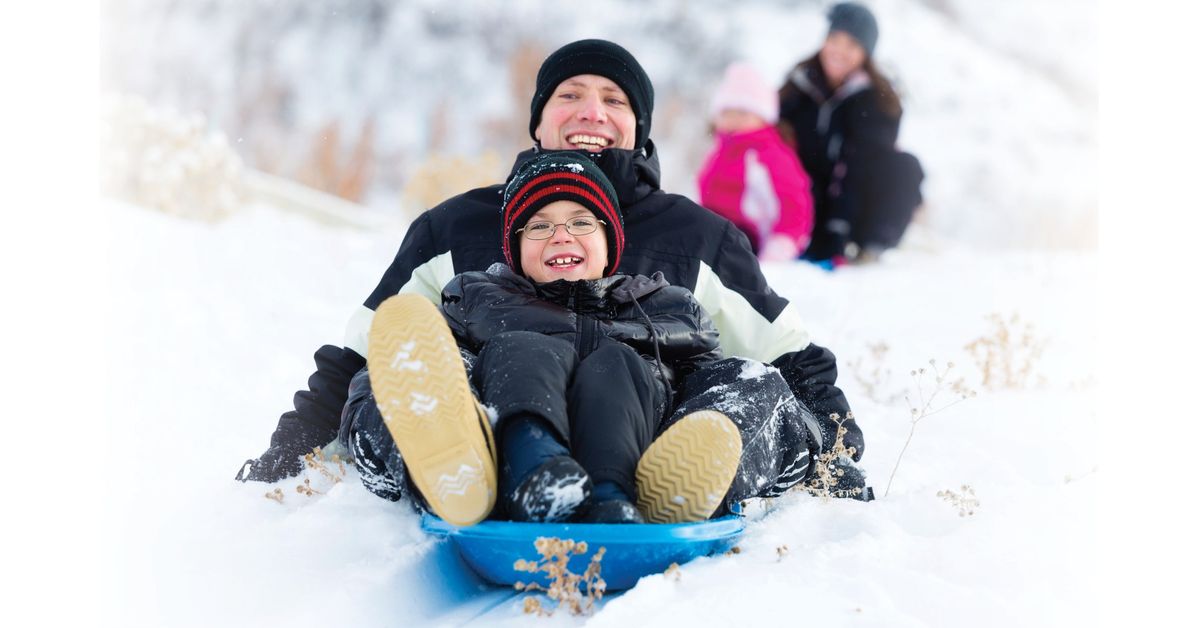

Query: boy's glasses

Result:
[517,217,606,240]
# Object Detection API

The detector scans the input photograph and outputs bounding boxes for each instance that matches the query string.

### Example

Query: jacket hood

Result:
[507,141,661,209]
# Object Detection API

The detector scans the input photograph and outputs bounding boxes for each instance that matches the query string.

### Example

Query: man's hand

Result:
[234,446,305,483]
[830,456,875,502]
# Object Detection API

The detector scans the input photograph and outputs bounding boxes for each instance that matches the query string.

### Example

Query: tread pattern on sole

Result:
[635,410,742,524]
[367,294,496,526]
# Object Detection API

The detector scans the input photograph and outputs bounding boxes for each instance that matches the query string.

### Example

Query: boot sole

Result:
[635,410,742,523]
[367,294,496,527]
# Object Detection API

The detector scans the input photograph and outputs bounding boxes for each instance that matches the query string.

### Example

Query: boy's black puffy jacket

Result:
[442,264,722,388]
[237,142,863,483]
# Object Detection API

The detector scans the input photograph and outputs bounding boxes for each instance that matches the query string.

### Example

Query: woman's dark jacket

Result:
[779,62,923,259]
[441,264,722,389]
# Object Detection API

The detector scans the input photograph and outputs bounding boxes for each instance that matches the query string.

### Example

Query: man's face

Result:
[534,74,637,152]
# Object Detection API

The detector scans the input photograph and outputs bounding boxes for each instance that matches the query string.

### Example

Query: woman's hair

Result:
[781,53,902,119]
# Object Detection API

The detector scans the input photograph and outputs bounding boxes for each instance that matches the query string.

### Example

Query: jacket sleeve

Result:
[239,344,366,481]
[245,211,449,482]
[763,138,814,252]
[691,219,864,460]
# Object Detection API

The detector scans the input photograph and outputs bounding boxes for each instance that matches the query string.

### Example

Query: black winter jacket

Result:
[245,142,863,481]
[442,264,722,389]
[780,63,922,258]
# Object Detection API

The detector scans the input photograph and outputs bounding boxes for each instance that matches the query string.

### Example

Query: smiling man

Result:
[237,39,872,511]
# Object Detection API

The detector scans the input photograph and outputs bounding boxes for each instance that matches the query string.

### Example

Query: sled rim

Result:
[420,512,745,542]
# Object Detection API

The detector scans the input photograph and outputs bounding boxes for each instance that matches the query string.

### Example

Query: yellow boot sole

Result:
[367,294,496,527]
[635,410,742,523]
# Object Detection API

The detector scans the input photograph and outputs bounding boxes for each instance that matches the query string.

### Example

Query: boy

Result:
[359,151,746,525]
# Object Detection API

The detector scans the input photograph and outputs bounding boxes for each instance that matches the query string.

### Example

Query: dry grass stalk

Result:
[514,537,606,616]
[937,485,980,517]
[401,151,505,214]
[1064,465,1098,484]
[303,447,347,483]
[800,413,863,501]
[964,313,1046,390]
[847,341,905,405]
[884,360,976,498]
[265,488,285,504]
[776,545,790,561]
[663,562,683,582]
[295,478,322,497]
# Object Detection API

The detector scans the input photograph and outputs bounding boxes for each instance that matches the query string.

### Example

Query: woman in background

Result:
[778,2,924,265]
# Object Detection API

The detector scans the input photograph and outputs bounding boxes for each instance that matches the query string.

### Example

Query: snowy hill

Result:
[98,196,1098,626]
[102,0,1096,250]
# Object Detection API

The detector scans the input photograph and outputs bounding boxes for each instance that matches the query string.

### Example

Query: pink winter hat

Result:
[709,62,779,124]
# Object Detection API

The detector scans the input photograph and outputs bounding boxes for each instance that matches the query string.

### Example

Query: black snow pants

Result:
[666,357,822,512]
[339,338,820,513]
[338,331,669,506]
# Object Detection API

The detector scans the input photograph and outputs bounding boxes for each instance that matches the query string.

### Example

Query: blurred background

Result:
[99,0,1097,250]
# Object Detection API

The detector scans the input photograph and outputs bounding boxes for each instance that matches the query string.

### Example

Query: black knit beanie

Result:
[828,2,879,57]
[528,39,655,150]
[502,151,624,277]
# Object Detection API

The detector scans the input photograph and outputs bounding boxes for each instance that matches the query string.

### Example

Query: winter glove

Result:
[829,456,875,502]
[758,234,800,262]
[234,442,309,483]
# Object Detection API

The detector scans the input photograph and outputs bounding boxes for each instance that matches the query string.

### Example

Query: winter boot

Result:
[367,294,497,527]
[499,416,591,522]
[635,410,742,523]
[506,456,593,522]
[577,481,644,524]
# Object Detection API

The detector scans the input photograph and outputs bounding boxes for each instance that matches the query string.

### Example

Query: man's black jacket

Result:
[240,143,863,482]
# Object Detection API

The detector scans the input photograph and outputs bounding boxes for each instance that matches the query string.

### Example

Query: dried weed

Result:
[515,537,606,616]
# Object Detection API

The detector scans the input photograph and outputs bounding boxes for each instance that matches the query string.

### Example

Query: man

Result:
[236,39,868,511]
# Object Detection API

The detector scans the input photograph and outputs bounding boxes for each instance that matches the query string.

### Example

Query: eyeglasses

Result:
[516,217,606,240]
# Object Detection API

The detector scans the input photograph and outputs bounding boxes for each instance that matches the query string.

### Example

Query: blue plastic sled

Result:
[421,513,744,591]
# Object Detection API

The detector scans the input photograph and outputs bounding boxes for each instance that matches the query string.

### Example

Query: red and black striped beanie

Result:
[501,151,624,277]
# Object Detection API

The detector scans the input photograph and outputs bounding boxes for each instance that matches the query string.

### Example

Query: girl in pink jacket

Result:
[696,63,815,261]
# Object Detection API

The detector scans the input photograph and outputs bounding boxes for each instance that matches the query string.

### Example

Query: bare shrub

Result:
[964,313,1046,390]
[847,341,905,405]
[400,151,505,214]
[263,447,347,504]
[514,537,605,616]
[800,413,863,501]
[101,94,244,222]
[937,485,980,517]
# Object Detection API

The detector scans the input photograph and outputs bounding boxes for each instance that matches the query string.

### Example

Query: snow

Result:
[12,1,1200,626]
[101,0,1097,250]
[86,195,1101,627]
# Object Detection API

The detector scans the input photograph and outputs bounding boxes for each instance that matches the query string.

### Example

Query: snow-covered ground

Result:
[11,2,1200,626]
[90,197,1098,627]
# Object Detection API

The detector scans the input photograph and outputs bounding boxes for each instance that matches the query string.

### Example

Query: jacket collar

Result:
[789,64,871,105]
[486,263,667,306]
[507,141,661,208]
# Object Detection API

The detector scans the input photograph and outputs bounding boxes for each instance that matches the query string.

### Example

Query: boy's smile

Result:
[518,200,609,283]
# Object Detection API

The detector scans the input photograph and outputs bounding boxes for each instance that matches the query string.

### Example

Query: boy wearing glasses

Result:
[359,151,748,525]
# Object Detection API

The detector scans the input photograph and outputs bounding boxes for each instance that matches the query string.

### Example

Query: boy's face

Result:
[518,200,609,283]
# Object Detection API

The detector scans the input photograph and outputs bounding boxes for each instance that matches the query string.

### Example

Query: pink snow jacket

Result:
[696,126,814,257]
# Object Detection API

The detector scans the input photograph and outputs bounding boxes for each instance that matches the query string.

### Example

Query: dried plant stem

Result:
[884,361,975,498]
